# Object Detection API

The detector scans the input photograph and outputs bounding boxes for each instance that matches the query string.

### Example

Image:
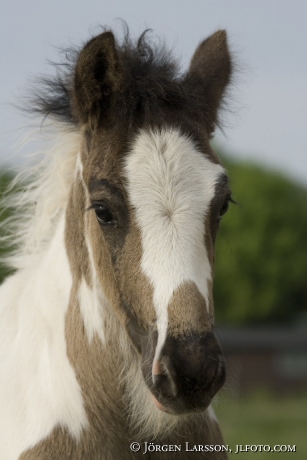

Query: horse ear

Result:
[72,31,122,125]
[187,30,232,131]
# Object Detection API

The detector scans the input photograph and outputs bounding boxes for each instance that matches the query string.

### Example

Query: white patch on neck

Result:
[0,215,88,460]
[125,129,224,362]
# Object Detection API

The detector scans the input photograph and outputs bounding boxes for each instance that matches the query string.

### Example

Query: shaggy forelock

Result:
[28,28,222,132]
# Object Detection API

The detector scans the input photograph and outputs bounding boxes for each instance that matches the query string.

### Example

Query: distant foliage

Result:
[0,171,15,283]
[215,156,307,325]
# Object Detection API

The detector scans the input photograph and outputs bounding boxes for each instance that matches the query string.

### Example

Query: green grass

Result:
[214,390,307,458]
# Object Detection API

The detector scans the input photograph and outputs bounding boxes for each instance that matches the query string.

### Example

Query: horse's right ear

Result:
[72,31,122,125]
[186,30,232,132]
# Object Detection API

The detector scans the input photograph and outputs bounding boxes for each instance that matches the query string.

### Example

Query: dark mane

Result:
[27,47,78,125]
[28,29,228,131]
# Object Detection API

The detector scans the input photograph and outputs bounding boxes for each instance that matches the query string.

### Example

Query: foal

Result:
[0,28,233,459]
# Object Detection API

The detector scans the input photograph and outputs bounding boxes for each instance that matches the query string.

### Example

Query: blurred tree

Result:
[215,156,307,325]
[0,170,14,283]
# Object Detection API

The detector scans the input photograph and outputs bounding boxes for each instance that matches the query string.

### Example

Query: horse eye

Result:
[218,198,230,220]
[93,204,115,225]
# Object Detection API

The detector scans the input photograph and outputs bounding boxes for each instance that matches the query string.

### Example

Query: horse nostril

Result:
[162,355,180,397]
[152,359,164,377]
[152,357,180,397]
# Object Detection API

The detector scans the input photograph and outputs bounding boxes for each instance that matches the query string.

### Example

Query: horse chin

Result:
[149,388,213,416]
[151,393,170,413]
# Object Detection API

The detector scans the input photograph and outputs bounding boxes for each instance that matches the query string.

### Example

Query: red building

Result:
[216,326,307,394]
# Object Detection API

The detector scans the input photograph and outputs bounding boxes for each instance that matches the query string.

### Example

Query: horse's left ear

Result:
[72,31,123,126]
[186,30,232,131]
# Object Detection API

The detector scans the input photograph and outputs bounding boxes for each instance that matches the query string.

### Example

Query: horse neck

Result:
[21,213,201,441]
[63,238,137,424]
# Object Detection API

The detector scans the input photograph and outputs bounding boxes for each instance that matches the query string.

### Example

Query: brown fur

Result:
[187,30,232,133]
[20,415,226,460]
[167,282,211,337]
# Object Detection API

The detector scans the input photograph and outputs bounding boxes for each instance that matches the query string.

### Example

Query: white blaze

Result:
[125,129,224,361]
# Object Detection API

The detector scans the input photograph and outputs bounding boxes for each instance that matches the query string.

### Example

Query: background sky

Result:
[1,0,306,185]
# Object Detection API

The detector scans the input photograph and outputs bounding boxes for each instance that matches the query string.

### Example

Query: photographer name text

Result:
[129,442,297,455]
